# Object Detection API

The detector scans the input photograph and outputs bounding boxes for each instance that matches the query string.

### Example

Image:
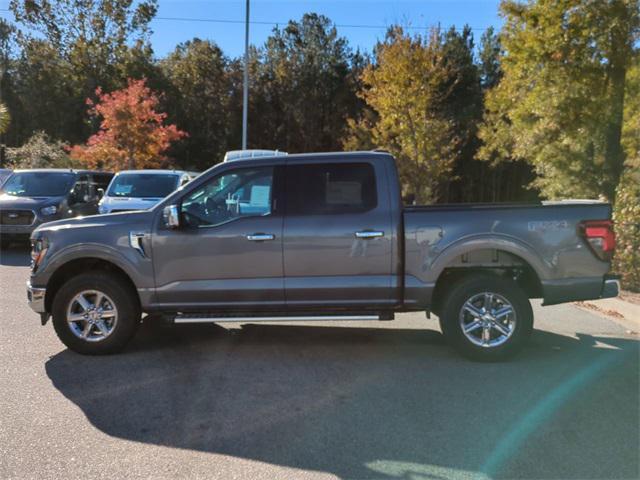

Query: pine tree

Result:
[479,0,640,201]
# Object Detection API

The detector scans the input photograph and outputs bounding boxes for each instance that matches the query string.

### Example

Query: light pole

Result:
[242,0,250,150]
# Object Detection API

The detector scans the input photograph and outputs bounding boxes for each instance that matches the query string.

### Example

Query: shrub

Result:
[613,165,640,292]
[7,132,77,169]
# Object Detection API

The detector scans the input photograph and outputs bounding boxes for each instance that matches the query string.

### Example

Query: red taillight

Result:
[580,220,615,260]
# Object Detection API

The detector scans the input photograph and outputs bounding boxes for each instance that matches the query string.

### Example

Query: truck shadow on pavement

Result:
[45,323,639,480]
[0,245,31,266]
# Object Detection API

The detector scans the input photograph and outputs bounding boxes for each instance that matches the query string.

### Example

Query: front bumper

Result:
[27,281,46,313]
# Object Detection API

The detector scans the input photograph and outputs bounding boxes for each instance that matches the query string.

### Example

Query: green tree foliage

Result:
[6,131,75,168]
[344,25,536,204]
[440,26,485,202]
[0,19,20,143]
[13,39,81,140]
[478,27,502,90]
[7,0,158,143]
[346,27,481,203]
[614,59,640,290]
[10,0,157,89]
[614,170,640,291]
[160,39,231,169]
[621,57,640,163]
[471,26,539,202]
[243,13,362,153]
[479,0,640,201]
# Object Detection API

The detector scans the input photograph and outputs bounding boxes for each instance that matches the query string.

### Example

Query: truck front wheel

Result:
[439,274,533,361]
[52,272,141,355]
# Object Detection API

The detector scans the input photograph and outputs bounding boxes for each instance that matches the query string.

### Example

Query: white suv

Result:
[99,170,196,214]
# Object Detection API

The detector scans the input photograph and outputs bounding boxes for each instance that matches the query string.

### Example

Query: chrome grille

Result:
[0,209,35,225]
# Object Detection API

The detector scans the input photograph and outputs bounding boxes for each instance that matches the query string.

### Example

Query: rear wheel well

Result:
[431,249,542,316]
[45,258,139,313]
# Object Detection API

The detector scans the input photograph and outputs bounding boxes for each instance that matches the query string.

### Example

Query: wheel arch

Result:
[430,241,544,316]
[45,258,140,313]
[429,235,549,280]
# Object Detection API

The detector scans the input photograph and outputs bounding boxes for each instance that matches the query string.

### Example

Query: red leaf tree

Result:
[70,78,186,170]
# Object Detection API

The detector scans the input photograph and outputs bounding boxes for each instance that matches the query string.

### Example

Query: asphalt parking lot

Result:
[1,246,638,480]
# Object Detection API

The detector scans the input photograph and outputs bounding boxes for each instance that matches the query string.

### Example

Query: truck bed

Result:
[402,200,612,308]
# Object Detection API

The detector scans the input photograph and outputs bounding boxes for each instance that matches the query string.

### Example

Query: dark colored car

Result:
[0,169,113,247]
[27,152,618,360]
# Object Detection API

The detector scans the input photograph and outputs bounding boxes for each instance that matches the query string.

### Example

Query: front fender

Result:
[32,237,155,296]
[40,243,151,288]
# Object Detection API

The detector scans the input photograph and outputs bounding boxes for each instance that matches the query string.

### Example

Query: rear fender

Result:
[427,234,551,283]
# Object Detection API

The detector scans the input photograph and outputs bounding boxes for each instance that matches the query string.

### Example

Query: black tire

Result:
[438,274,533,361]
[52,272,141,355]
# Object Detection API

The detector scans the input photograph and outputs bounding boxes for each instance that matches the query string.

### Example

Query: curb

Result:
[574,297,640,334]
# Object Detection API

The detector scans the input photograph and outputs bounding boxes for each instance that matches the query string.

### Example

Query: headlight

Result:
[40,205,58,216]
[30,237,49,271]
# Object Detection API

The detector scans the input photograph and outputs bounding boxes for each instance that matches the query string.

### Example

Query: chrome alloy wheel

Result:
[458,292,516,348]
[66,290,118,342]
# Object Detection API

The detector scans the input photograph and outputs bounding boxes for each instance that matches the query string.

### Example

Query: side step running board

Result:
[174,314,385,324]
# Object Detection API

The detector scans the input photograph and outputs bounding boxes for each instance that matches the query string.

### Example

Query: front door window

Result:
[181,167,273,228]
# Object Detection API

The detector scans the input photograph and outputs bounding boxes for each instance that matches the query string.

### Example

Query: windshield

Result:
[1,172,75,197]
[107,173,179,198]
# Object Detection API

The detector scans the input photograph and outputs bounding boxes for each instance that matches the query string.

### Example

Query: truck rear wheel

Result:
[439,274,533,361]
[52,272,140,355]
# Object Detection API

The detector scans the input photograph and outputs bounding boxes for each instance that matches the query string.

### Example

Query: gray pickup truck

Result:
[27,151,619,360]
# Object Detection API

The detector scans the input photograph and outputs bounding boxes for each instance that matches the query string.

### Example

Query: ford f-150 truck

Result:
[26,152,619,360]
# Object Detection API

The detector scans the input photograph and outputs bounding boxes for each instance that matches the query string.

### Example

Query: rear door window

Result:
[285,163,377,215]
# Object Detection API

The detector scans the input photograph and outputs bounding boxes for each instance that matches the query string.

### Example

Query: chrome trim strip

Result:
[129,231,149,258]
[26,281,46,313]
[355,230,384,239]
[246,233,275,241]
[175,315,381,324]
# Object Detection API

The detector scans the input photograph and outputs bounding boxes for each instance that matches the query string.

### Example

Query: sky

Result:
[1,0,504,58]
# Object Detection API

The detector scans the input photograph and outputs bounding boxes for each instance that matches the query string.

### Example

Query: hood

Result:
[34,210,153,235]
[0,193,66,210]
[100,196,163,210]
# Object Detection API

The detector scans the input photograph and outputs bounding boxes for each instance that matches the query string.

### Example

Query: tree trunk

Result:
[603,61,627,203]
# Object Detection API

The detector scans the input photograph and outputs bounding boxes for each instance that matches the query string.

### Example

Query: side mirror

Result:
[163,205,180,229]
[97,188,104,199]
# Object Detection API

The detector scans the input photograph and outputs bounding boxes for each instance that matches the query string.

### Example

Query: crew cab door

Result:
[151,163,285,310]
[283,158,395,308]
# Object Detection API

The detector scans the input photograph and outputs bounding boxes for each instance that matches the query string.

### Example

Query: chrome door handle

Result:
[246,233,275,241]
[355,230,384,239]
